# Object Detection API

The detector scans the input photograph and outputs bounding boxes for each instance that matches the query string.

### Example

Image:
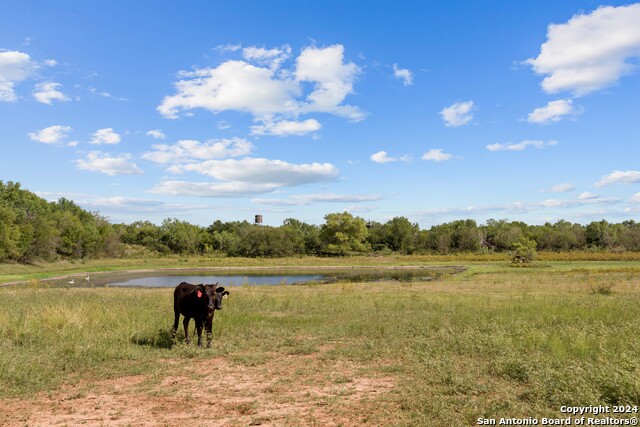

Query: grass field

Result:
[1,258,640,425]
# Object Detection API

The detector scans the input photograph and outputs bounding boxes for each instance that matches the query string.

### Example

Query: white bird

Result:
[68,279,75,284]
[84,275,90,282]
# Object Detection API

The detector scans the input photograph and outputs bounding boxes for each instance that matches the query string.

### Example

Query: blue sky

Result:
[1,1,640,227]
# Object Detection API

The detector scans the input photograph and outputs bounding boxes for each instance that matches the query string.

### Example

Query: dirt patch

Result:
[1,355,397,426]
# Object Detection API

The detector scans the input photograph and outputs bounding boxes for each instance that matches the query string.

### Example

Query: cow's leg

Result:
[195,319,204,347]
[172,308,180,339]
[183,317,190,344]
[205,316,213,348]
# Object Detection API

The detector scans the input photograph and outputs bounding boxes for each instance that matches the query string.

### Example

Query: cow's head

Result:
[193,284,214,312]
[203,283,229,311]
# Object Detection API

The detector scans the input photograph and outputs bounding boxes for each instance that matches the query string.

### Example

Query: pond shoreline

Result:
[1,264,467,287]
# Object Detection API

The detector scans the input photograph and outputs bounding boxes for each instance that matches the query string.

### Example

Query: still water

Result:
[50,267,462,288]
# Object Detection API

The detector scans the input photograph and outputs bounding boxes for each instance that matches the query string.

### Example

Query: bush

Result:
[511,237,537,264]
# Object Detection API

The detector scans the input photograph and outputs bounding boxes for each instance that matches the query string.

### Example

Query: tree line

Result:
[2,180,640,263]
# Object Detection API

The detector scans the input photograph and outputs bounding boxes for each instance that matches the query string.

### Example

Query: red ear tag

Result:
[197,290,202,298]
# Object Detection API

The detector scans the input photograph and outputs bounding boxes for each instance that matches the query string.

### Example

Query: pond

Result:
[46,266,463,288]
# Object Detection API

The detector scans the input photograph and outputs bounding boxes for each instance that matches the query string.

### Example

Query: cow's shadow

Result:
[131,328,175,349]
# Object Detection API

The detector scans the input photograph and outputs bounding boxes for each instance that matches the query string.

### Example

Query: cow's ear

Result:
[216,286,226,294]
[222,291,230,297]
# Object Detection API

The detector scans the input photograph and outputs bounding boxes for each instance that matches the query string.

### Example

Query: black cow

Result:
[172,282,229,347]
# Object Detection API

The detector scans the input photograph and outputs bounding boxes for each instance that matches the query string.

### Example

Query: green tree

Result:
[282,218,320,255]
[384,217,420,254]
[319,212,369,256]
[160,218,204,254]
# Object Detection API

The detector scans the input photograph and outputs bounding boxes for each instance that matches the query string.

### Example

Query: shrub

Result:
[511,237,537,264]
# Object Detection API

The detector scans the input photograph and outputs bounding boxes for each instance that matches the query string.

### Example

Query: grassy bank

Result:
[1,265,639,425]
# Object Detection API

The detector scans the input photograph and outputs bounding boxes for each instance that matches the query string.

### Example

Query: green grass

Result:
[1,265,640,425]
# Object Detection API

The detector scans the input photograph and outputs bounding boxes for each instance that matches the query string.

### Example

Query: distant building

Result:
[254,214,263,225]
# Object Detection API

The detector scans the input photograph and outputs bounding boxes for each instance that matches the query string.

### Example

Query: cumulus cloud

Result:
[142,138,253,163]
[527,99,581,124]
[0,50,37,101]
[74,151,143,176]
[157,60,300,119]
[146,129,166,140]
[250,118,321,136]
[393,64,413,86]
[595,170,640,187]
[32,82,70,105]
[150,158,339,197]
[526,4,640,96]
[439,101,474,127]
[295,45,363,120]
[370,151,411,164]
[90,128,121,145]
[422,148,453,162]
[28,125,72,144]
[158,44,363,132]
[253,193,383,206]
[631,193,640,203]
[486,140,558,151]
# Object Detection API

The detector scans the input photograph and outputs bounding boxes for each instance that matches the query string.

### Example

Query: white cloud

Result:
[440,101,474,127]
[295,45,362,120]
[217,120,231,130]
[28,125,72,144]
[393,64,413,86]
[0,50,37,101]
[526,4,640,96]
[157,60,300,119]
[74,151,143,176]
[142,138,253,163]
[33,82,70,105]
[150,158,339,197]
[242,45,291,70]
[541,182,576,193]
[251,118,321,136]
[253,193,383,206]
[87,86,127,101]
[527,99,581,124]
[422,148,453,162]
[149,181,280,197]
[36,191,212,214]
[486,140,558,151]
[370,151,411,164]
[595,170,640,187]
[214,43,242,53]
[157,44,364,128]
[630,193,640,203]
[578,192,599,200]
[415,194,621,220]
[90,128,121,145]
[180,158,338,184]
[146,129,166,140]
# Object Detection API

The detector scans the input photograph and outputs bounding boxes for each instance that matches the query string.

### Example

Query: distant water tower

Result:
[254,214,263,225]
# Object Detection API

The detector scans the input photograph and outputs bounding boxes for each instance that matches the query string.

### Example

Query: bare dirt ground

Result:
[0,353,397,426]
